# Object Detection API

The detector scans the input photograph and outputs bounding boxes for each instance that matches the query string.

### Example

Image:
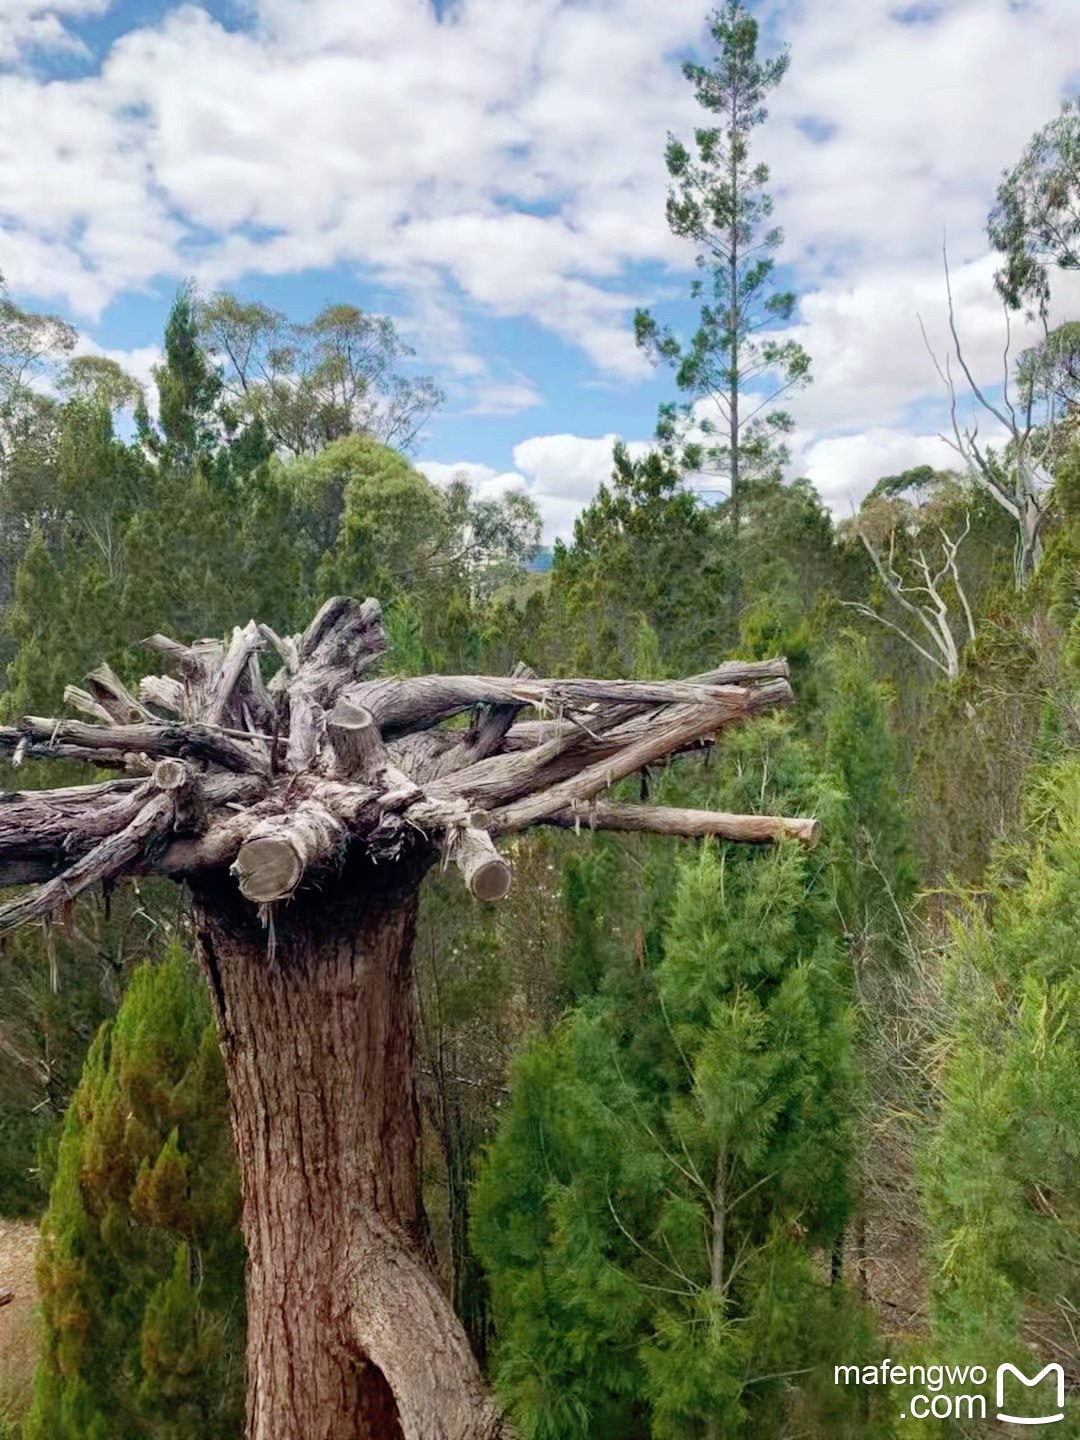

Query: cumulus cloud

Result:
[421,433,650,543]
[0,0,111,64]
[1,0,1078,536]
[0,0,703,359]
[797,429,964,514]
[466,380,544,416]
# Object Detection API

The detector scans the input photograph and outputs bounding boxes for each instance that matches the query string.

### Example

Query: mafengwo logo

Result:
[997,1363,1065,1426]
[834,1358,1067,1424]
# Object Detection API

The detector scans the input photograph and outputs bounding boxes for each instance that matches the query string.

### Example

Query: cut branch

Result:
[536,802,820,847]
[7,719,270,775]
[230,801,345,902]
[485,695,786,833]
[325,701,387,780]
[449,826,513,902]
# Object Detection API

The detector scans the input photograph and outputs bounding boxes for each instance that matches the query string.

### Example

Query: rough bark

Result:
[191,849,506,1440]
[0,595,821,1439]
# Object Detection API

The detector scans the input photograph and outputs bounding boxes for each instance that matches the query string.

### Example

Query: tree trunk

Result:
[190,846,507,1440]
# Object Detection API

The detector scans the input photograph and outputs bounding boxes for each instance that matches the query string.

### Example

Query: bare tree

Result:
[844,503,976,680]
[0,597,817,1440]
[919,245,1056,586]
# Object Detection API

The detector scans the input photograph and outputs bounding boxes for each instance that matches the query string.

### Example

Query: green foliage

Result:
[27,946,243,1440]
[473,723,881,1438]
[821,636,917,954]
[989,99,1080,321]
[921,757,1080,1429]
[544,441,731,674]
[196,291,444,457]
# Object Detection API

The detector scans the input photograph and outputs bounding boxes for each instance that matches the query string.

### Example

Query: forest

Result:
[2,1,1080,1436]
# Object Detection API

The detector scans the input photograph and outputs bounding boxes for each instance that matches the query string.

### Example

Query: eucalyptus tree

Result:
[921,100,1080,586]
[197,292,444,457]
[635,0,810,588]
[989,98,1080,324]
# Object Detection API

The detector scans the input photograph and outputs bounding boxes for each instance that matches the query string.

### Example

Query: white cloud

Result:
[0,0,1078,535]
[0,0,111,64]
[798,429,963,514]
[420,433,650,543]
[466,380,543,416]
[416,459,529,502]
[0,0,706,364]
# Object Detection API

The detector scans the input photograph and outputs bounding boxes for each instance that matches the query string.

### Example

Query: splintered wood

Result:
[0,596,817,928]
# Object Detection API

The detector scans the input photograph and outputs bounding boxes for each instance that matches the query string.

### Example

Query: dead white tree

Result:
[845,510,976,680]
[919,243,1056,587]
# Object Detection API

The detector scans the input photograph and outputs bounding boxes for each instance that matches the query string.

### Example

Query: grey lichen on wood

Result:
[0,595,818,935]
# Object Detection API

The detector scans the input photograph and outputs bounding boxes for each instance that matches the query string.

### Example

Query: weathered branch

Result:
[536,802,820,847]
[348,672,789,737]
[485,696,783,833]
[230,800,346,903]
[325,701,387,780]
[448,826,513,902]
[5,719,269,775]
[0,600,809,922]
[0,794,175,936]
[152,758,208,835]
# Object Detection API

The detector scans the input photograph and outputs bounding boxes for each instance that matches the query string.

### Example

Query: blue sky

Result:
[1,0,1078,541]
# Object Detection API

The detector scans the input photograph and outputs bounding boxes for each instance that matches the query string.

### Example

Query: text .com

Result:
[835,1359,1066,1424]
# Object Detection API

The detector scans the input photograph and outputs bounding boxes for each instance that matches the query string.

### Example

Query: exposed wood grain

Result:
[535,802,821,847]
[230,800,345,902]
[449,826,513,902]
[326,701,387,779]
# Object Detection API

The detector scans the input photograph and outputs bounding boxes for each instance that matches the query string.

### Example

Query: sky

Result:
[0,0,1078,543]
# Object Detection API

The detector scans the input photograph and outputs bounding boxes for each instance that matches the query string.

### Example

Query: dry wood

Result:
[206,621,265,727]
[326,700,387,779]
[0,793,174,936]
[348,671,790,736]
[299,595,355,657]
[11,718,269,775]
[537,802,821,847]
[62,685,118,725]
[230,800,345,902]
[84,663,155,724]
[0,773,265,886]
[449,826,513,902]
[483,697,775,833]
[152,758,208,834]
[430,679,792,813]
[138,674,186,716]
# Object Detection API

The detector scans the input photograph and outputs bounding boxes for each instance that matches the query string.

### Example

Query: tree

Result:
[843,480,977,681]
[197,292,444,457]
[0,279,76,470]
[0,595,815,1439]
[918,252,1056,585]
[0,281,79,624]
[634,0,810,587]
[988,99,1080,324]
[545,441,731,676]
[921,755,1080,1414]
[57,355,143,415]
[288,437,539,617]
[472,720,878,1439]
[28,946,244,1440]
